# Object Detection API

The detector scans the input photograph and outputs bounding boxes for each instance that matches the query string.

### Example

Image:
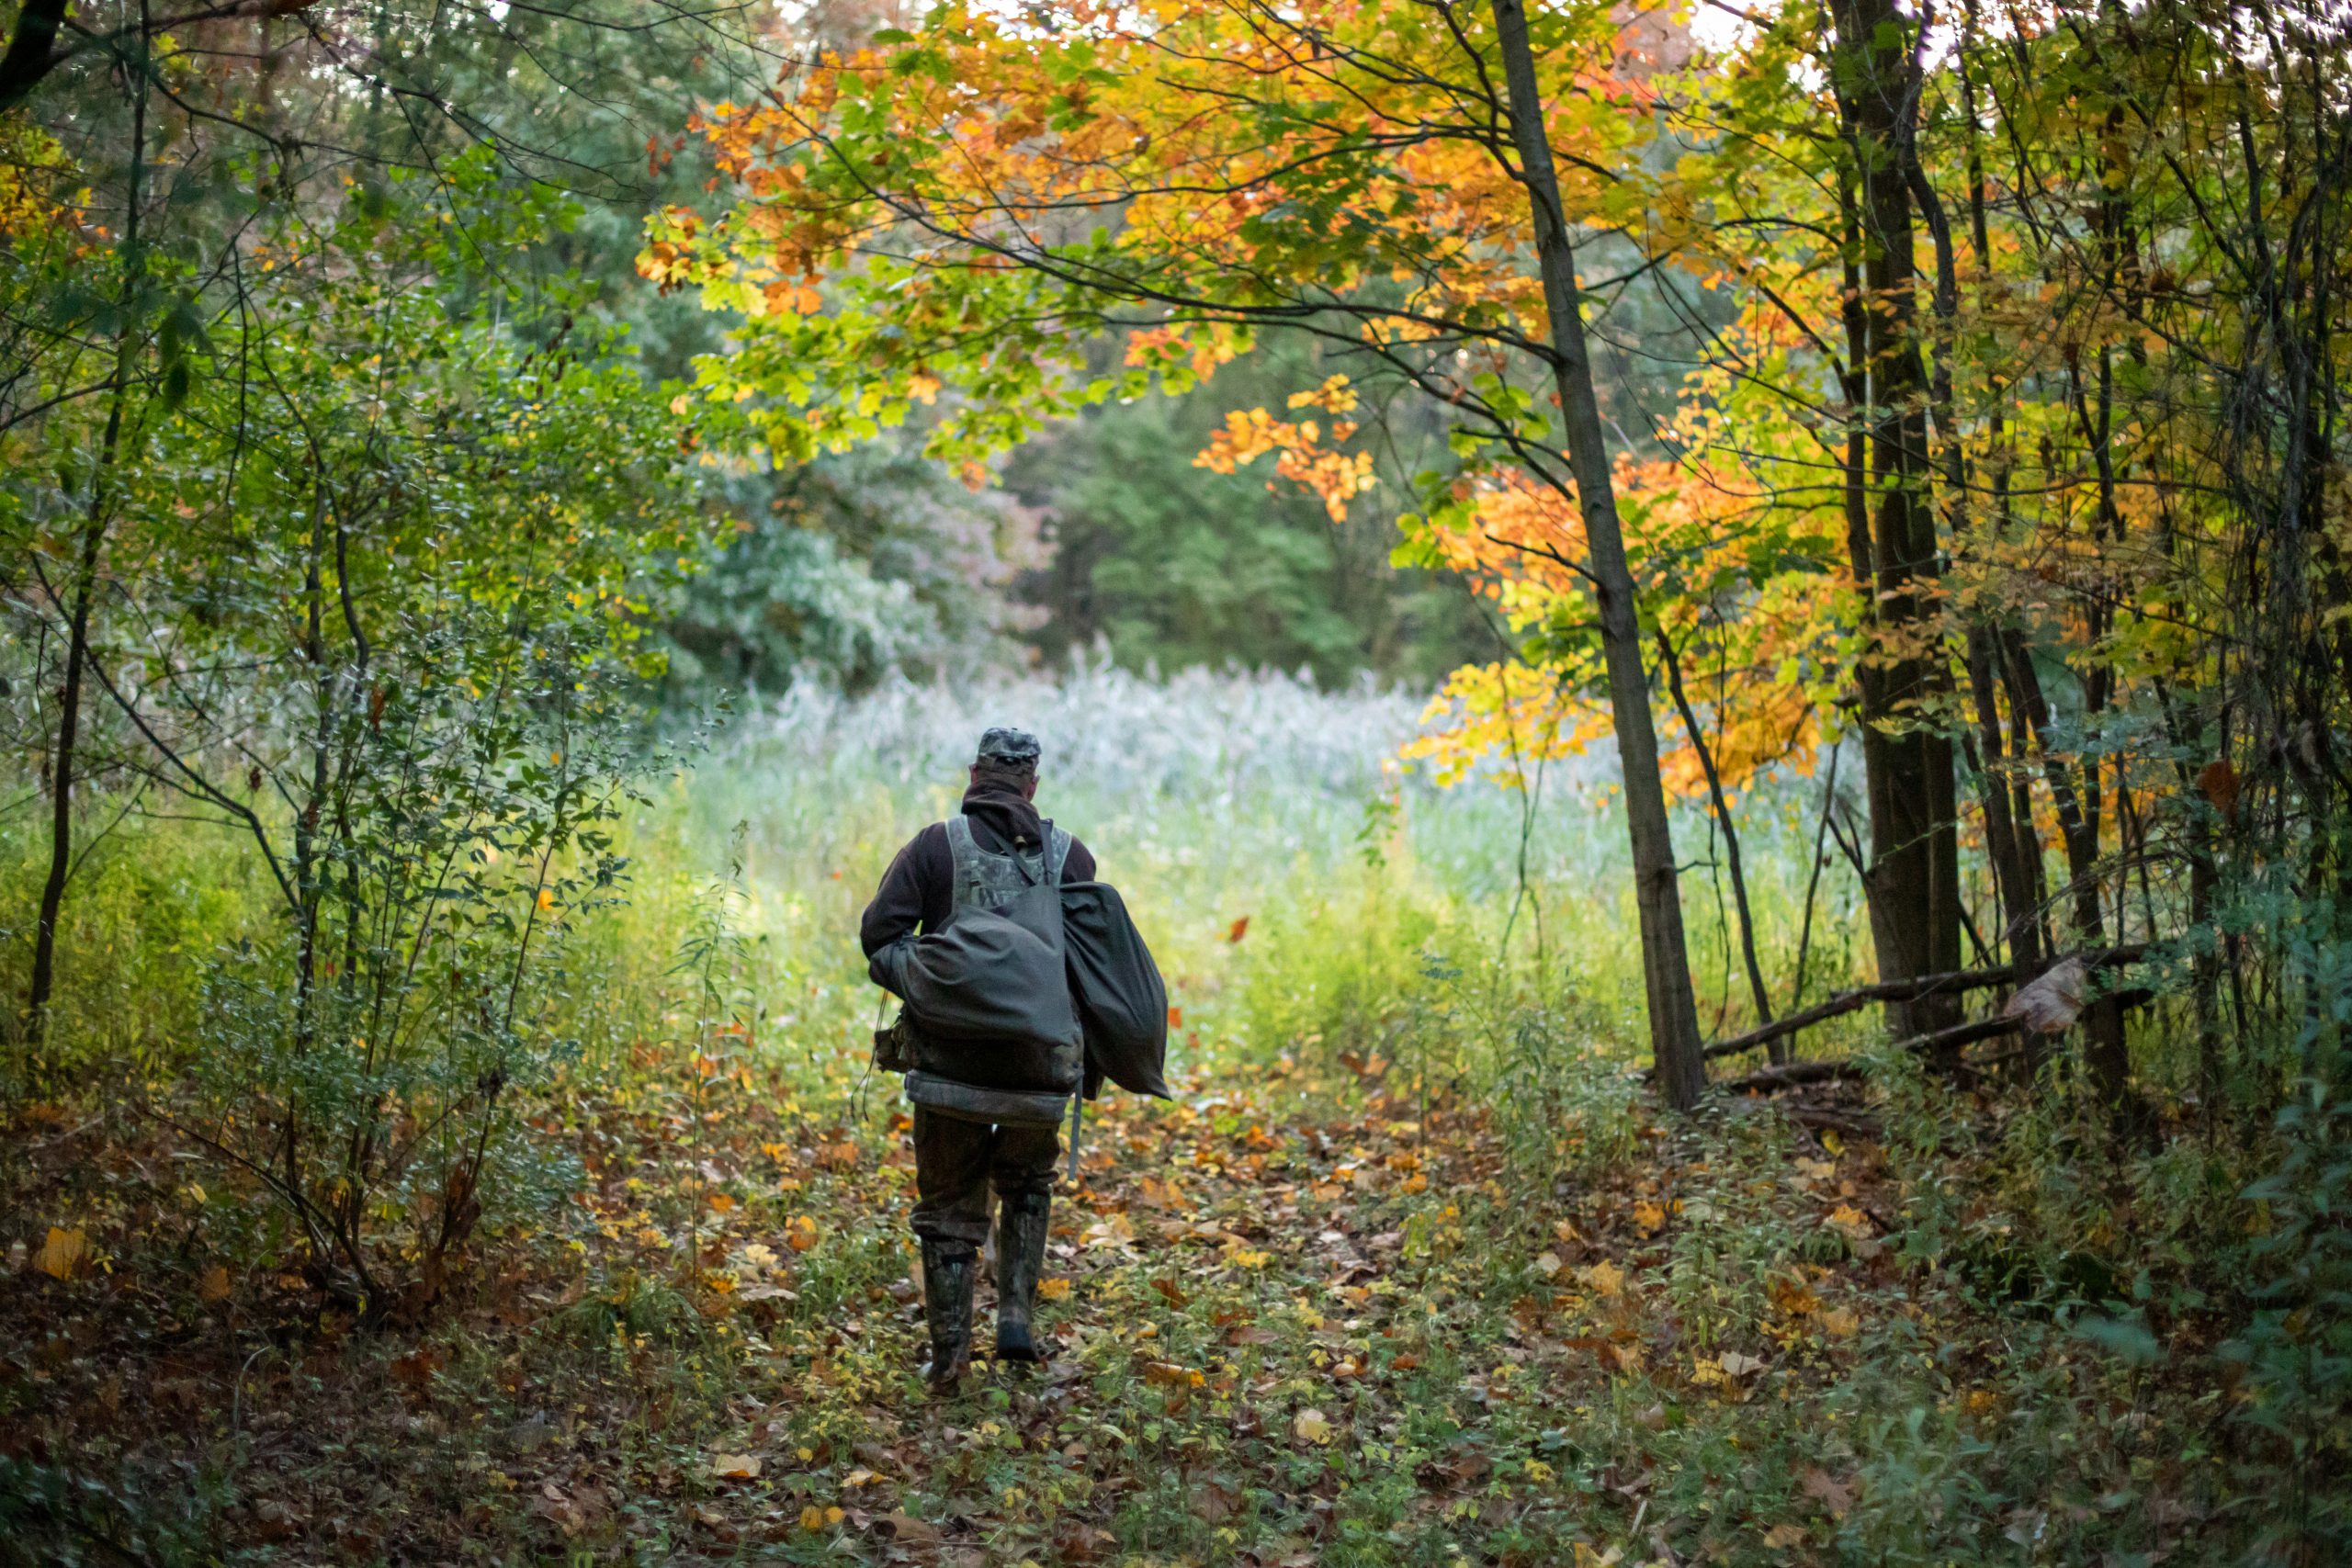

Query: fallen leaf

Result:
[1802,1467,1855,1517]
[1820,1306,1860,1338]
[35,1226,88,1280]
[390,1346,446,1388]
[1227,916,1250,942]
[1082,1213,1136,1247]
[710,1451,763,1480]
[1534,1250,1564,1277]
[881,1512,941,1545]
[1294,1408,1333,1444]
[1763,1521,1809,1549]
[1632,1200,1667,1235]
[1038,1278,1072,1302]
[1581,1258,1625,1296]
[198,1264,232,1302]
[1718,1350,1768,1378]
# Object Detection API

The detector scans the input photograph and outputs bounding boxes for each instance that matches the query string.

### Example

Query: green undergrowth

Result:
[3,675,2345,1562]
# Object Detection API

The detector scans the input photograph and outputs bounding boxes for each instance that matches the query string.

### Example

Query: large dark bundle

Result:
[870,883,1082,1094]
[1061,882,1171,1100]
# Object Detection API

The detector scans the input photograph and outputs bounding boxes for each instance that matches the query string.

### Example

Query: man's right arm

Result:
[860,823,953,959]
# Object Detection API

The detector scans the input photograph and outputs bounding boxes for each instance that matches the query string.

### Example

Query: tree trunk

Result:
[23,69,144,1066]
[1657,626,1773,1036]
[1831,0,1962,1038]
[1487,0,1705,1109]
[26,485,112,1062]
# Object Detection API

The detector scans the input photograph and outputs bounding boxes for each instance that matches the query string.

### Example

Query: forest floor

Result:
[3,1046,2231,1567]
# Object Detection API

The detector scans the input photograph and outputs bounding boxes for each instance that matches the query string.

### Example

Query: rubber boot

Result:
[920,1237,976,1396]
[994,1190,1052,1365]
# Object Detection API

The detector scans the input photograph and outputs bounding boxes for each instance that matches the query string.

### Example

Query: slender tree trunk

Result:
[2001,630,2132,1102]
[24,62,145,1065]
[1964,636,2043,973]
[27,468,115,1062]
[1657,626,1772,1035]
[1487,0,1704,1108]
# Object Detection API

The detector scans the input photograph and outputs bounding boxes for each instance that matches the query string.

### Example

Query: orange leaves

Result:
[1401,451,1840,797]
[1194,403,1374,523]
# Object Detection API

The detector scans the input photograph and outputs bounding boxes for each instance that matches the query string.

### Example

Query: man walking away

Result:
[861,728,1097,1393]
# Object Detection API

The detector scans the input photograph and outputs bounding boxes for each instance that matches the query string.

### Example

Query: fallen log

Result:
[1702,944,2149,1062]
[1718,1059,1869,1093]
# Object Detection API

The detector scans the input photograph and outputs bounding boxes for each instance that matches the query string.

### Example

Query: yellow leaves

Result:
[1690,1349,1766,1393]
[1819,1306,1860,1338]
[1580,1258,1626,1296]
[1632,1199,1667,1235]
[198,1264,233,1302]
[1825,1204,1875,1242]
[1037,1277,1072,1301]
[1293,1407,1333,1444]
[36,1226,89,1280]
[784,1214,820,1251]
[797,1503,843,1530]
[1144,1360,1204,1387]
[537,887,556,913]
[1285,373,1358,415]
[710,1450,763,1479]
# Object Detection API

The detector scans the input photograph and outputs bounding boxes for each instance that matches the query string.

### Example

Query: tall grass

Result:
[615,660,1872,1098]
[5,659,1875,1105]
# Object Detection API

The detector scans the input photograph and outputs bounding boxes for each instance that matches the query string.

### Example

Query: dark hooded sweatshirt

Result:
[857,782,1096,959]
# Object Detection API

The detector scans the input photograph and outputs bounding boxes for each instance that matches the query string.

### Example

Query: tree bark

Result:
[1830,0,1962,1038]
[1487,0,1705,1109]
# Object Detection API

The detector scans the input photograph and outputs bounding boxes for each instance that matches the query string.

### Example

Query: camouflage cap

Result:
[975,727,1041,769]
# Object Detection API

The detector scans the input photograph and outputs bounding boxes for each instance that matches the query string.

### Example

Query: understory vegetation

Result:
[2,673,2343,1564]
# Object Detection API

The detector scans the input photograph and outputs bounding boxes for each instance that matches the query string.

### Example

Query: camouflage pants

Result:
[909,1106,1059,1248]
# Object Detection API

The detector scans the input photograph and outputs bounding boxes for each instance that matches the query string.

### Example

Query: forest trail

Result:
[11,1043,2049,1568]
